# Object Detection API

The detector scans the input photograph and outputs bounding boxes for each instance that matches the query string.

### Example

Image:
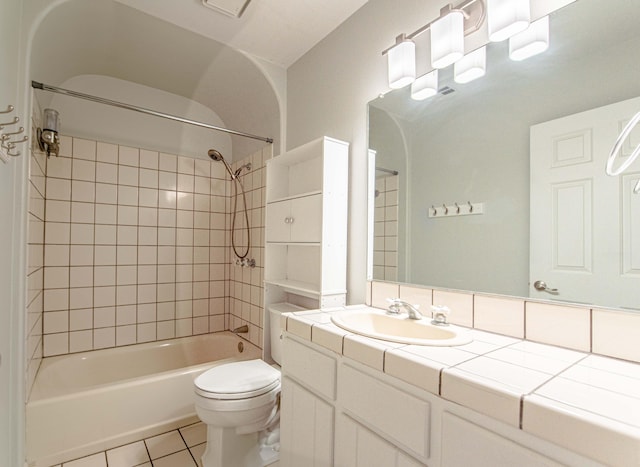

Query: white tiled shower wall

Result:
[372,175,398,281]
[227,151,268,348]
[38,134,269,358]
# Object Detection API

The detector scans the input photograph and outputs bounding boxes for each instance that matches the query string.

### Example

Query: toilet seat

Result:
[195,359,280,401]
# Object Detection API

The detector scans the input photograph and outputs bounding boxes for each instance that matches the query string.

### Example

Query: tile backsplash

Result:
[40,135,269,357]
[368,280,640,364]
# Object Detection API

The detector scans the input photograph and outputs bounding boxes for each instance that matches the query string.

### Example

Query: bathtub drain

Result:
[238,342,244,353]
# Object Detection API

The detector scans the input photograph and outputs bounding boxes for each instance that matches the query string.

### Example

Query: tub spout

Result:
[232,325,249,334]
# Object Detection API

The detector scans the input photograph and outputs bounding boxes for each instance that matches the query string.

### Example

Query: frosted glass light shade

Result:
[387,39,416,89]
[411,70,438,101]
[487,0,530,42]
[509,16,549,61]
[431,10,465,69]
[454,46,486,83]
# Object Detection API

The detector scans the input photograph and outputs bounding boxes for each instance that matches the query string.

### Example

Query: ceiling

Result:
[114,0,370,68]
[30,0,283,158]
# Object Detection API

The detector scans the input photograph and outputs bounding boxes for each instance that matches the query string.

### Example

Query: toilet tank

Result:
[269,302,306,365]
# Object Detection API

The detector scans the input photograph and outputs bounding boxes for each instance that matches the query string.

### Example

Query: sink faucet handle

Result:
[386,298,402,314]
[430,305,450,325]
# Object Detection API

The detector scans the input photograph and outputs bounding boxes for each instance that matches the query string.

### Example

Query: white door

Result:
[530,96,640,309]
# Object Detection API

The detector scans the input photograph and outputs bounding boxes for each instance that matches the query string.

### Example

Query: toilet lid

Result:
[194,359,280,399]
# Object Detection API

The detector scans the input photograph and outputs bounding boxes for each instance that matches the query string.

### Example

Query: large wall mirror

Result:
[368,0,640,311]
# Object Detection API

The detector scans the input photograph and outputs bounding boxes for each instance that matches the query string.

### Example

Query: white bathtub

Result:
[26,332,261,467]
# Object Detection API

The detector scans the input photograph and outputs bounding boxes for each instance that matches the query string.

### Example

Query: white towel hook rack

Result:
[428,201,484,218]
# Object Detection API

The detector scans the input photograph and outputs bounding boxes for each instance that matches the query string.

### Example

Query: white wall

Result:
[287,0,446,304]
[0,0,27,464]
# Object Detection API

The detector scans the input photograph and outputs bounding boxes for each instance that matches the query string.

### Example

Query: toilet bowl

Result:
[194,302,305,467]
[194,359,281,467]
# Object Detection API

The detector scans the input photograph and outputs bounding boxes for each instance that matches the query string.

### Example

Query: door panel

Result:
[530,96,640,308]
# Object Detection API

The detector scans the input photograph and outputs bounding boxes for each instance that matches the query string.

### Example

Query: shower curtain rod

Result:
[31,81,274,144]
[376,166,399,175]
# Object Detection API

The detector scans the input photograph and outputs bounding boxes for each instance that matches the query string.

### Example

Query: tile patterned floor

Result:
[50,422,206,467]
[49,421,279,467]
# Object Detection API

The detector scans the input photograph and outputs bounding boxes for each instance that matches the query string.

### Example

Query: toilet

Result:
[194,302,305,467]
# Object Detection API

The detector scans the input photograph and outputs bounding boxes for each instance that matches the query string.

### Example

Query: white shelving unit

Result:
[263,136,349,360]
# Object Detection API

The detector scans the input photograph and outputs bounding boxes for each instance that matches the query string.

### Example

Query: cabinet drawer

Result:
[340,364,430,461]
[282,337,337,400]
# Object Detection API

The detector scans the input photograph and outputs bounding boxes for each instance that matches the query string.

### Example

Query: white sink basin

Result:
[331,307,472,346]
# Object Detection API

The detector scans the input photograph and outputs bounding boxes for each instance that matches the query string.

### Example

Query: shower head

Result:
[208,149,224,161]
[208,148,235,179]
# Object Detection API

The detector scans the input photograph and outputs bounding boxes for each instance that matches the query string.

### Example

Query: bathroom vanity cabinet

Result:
[280,333,604,467]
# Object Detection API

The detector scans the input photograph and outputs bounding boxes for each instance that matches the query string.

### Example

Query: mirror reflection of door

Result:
[530,95,640,309]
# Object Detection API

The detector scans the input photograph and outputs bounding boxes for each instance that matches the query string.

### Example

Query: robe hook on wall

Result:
[0,105,28,162]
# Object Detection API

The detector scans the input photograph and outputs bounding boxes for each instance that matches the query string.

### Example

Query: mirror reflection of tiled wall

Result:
[373,175,398,281]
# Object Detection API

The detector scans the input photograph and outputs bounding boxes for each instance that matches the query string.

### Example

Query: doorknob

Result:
[533,280,558,293]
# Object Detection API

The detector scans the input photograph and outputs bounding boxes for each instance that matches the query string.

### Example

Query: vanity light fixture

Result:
[383,0,485,89]
[487,0,530,42]
[383,0,549,93]
[454,46,486,83]
[431,6,465,69]
[37,108,60,158]
[411,70,439,100]
[387,34,417,89]
[509,16,549,61]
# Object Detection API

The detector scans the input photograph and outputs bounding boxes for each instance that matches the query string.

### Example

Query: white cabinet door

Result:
[266,200,291,242]
[290,195,322,242]
[280,376,334,467]
[266,194,323,243]
[335,414,425,467]
[441,412,563,467]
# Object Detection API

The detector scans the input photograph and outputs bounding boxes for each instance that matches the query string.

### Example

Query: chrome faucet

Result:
[387,298,424,320]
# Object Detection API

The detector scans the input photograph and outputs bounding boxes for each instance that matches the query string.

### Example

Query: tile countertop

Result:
[281,305,640,467]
